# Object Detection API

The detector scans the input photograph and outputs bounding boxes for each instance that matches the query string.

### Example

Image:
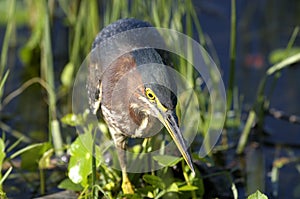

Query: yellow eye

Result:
[145,88,156,101]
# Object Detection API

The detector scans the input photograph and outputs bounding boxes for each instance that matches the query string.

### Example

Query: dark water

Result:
[1,0,300,198]
[195,1,300,198]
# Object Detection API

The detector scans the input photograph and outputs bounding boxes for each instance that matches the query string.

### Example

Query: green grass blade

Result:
[9,143,45,159]
[6,136,23,153]
[40,0,63,156]
[189,0,206,47]
[236,110,256,154]
[151,1,161,27]
[70,0,85,66]
[186,1,194,86]
[267,53,300,75]
[227,0,236,110]
[0,166,12,186]
[0,70,9,103]
[0,0,15,78]
[286,26,299,50]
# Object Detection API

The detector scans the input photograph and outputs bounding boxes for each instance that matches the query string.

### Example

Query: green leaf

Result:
[137,185,156,195]
[269,47,300,64]
[247,190,268,199]
[153,155,182,167]
[20,142,52,171]
[61,62,74,88]
[267,52,300,75]
[61,110,90,126]
[68,135,92,186]
[192,177,205,197]
[143,174,166,190]
[178,185,198,191]
[68,132,101,186]
[122,193,142,199]
[166,183,178,192]
[61,113,82,126]
[58,178,83,192]
[38,148,54,169]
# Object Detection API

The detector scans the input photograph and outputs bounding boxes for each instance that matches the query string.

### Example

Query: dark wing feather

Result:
[87,18,153,114]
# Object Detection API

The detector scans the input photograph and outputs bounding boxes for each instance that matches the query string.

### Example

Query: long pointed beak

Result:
[158,110,195,173]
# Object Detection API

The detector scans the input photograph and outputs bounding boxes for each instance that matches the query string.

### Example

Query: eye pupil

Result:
[145,88,155,100]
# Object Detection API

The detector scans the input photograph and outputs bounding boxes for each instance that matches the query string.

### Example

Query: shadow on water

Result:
[0,0,300,198]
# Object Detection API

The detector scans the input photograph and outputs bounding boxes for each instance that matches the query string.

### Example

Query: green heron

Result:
[87,18,194,194]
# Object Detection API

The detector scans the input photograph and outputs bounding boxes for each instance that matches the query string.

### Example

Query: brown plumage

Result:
[87,18,194,194]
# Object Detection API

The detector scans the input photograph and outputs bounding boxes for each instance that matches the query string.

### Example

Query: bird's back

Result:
[88,18,156,114]
[92,18,152,49]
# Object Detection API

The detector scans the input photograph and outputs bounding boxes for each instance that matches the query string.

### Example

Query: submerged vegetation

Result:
[0,0,300,198]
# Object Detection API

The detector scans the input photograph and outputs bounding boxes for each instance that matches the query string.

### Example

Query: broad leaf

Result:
[153,155,182,167]
[20,142,51,171]
[61,62,74,88]
[58,178,83,192]
[167,183,178,192]
[247,190,268,199]
[143,174,165,190]
[269,47,300,64]
[178,185,198,191]
[38,148,54,169]
[68,132,101,186]
[61,113,83,127]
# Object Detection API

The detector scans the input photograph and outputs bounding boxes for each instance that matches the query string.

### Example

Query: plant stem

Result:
[236,110,256,154]
[0,71,9,104]
[227,0,236,111]
[286,26,299,51]
[0,0,15,103]
[236,74,266,154]
[0,166,12,187]
[41,0,63,156]
[267,53,300,75]
[92,131,97,199]
[39,168,45,195]
[0,0,15,78]
[182,160,196,199]
[186,0,194,87]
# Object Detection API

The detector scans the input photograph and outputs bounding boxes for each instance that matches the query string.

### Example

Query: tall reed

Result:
[40,0,63,156]
[227,0,236,111]
[0,0,15,102]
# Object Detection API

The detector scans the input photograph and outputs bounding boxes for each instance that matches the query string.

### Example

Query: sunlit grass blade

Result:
[185,0,194,87]
[151,1,161,27]
[57,0,77,25]
[6,136,24,153]
[9,143,45,159]
[40,0,63,156]
[0,167,12,187]
[0,0,15,78]
[236,110,256,154]
[267,53,300,75]
[188,0,206,47]
[110,0,122,22]
[286,26,299,51]
[0,70,9,103]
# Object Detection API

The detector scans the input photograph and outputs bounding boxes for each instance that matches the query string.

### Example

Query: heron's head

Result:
[136,82,194,173]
